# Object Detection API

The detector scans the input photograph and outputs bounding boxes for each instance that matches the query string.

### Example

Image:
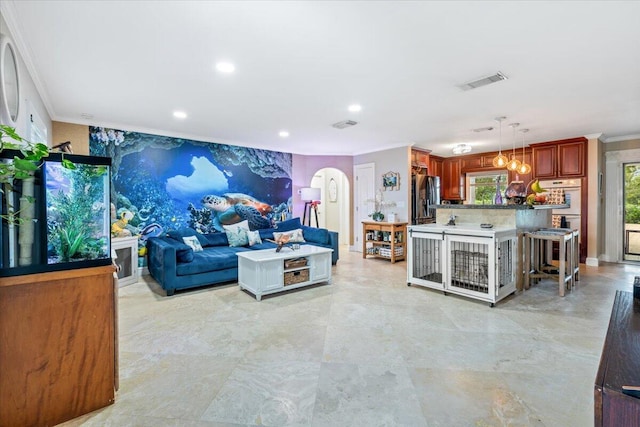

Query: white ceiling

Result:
[3,1,640,156]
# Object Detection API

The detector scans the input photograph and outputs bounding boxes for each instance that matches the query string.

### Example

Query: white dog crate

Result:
[407,225,517,306]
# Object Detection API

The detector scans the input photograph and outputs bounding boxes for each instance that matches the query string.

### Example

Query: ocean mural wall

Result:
[89,127,292,260]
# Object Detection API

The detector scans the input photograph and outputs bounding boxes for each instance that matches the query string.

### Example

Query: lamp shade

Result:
[301,187,321,201]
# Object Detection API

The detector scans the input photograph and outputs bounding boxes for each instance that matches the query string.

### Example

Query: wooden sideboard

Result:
[362,221,407,263]
[0,265,117,427]
[595,290,640,426]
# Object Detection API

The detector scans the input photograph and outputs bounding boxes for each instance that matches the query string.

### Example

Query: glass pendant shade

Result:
[517,161,531,175]
[517,128,532,175]
[506,157,521,171]
[492,116,508,168]
[492,153,508,167]
[506,122,520,171]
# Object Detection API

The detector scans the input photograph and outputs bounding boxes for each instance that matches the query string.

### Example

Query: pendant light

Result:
[517,128,532,175]
[491,116,508,167]
[506,122,521,171]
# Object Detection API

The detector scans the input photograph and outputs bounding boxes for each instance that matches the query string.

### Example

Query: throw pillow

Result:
[273,228,306,243]
[247,230,262,246]
[223,220,250,247]
[182,236,203,252]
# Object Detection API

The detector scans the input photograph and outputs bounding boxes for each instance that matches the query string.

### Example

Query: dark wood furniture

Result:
[595,291,640,426]
[531,137,587,179]
[0,265,117,427]
[442,158,464,200]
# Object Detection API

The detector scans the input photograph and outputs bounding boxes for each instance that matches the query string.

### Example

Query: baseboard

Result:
[586,257,599,266]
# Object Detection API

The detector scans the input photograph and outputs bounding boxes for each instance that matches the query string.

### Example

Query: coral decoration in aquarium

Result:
[45,161,110,264]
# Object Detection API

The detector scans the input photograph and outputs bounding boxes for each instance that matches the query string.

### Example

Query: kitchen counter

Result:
[434,204,568,210]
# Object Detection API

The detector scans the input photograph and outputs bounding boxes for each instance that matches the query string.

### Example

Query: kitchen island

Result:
[432,204,567,291]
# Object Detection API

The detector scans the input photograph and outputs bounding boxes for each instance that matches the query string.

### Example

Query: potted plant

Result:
[0,124,74,268]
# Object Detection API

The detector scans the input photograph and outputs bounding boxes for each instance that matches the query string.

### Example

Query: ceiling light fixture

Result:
[506,123,521,171]
[517,129,532,175]
[215,62,235,73]
[348,104,362,112]
[492,117,508,167]
[452,143,471,155]
[173,111,187,119]
[279,130,289,138]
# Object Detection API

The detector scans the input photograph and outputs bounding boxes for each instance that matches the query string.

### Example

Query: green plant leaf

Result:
[62,158,77,170]
[13,158,39,171]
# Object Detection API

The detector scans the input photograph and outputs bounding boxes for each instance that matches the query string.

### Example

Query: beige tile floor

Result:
[60,248,640,427]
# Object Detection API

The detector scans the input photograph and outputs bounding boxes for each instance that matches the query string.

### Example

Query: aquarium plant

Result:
[0,125,75,268]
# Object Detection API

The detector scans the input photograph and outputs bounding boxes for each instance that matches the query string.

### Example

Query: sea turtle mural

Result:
[202,193,273,231]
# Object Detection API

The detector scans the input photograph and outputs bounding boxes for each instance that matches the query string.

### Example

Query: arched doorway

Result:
[309,168,350,245]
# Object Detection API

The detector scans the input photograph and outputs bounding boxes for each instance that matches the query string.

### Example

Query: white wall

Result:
[353,146,410,222]
[0,10,51,142]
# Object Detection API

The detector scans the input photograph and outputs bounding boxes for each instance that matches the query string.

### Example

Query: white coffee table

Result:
[237,245,333,301]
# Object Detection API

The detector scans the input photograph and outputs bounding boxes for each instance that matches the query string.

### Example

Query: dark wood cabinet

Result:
[532,145,557,179]
[595,291,640,426]
[461,155,482,171]
[428,155,443,180]
[532,138,587,179]
[558,141,586,177]
[442,158,464,200]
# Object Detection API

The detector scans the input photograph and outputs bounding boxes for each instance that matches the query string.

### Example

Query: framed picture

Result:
[329,178,338,202]
[382,171,400,191]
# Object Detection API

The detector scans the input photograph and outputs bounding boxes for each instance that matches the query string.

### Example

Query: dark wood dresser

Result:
[595,290,640,426]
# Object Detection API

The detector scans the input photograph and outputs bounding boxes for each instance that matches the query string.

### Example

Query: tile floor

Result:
[60,248,640,427]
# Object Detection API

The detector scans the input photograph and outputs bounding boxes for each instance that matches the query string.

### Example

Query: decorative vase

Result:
[494,177,503,205]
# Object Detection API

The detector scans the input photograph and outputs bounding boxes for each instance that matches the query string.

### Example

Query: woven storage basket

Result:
[284,269,309,286]
[284,257,308,269]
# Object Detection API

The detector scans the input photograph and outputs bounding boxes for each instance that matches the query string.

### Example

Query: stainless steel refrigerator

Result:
[411,174,440,224]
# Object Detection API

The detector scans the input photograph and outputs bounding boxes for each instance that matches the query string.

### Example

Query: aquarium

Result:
[0,151,112,277]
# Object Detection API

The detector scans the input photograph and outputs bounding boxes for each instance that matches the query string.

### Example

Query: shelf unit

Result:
[111,236,139,287]
[407,224,517,306]
[362,221,407,263]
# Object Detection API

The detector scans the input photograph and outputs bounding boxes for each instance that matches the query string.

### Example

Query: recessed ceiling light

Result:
[80,112,94,120]
[348,104,362,112]
[279,131,289,138]
[173,111,187,119]
[215,62,235,73]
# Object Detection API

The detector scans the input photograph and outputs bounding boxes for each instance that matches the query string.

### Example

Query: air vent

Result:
[458,72,508,91]
[332,120,358,129]
[472,126,494,132]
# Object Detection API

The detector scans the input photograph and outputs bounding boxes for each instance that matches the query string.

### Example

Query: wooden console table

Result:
[362,221,407,263]
[595,290,640,426]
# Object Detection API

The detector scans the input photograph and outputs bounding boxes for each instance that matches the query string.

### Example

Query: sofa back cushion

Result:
[301,226,330,245]
[167,228,208,247]
[202,232,229,247]
[275,217,302,232]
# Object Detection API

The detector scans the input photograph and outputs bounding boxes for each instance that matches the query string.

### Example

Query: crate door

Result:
[407,230,445,289]
[446,234,494,301]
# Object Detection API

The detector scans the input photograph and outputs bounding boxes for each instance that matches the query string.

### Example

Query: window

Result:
[467,172,508,205]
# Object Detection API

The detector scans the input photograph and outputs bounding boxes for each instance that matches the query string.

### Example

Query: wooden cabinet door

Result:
[429,156,443,179]
[532,145,557,179]
[461,155,482,172]
[558,141,585,177]
[443,158,463,200]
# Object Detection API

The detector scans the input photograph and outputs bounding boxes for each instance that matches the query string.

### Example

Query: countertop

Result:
[434,204,568,210]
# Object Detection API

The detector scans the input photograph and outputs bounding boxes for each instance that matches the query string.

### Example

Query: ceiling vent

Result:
[332,120,358,129]
[458,72,508,91]
[472,126,494,132]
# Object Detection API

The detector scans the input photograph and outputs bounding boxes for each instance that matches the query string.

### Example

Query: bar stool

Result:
[539,228,580,288]
[524,229,574,296]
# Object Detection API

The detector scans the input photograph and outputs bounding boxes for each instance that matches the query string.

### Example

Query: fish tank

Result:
[0,150,112,277]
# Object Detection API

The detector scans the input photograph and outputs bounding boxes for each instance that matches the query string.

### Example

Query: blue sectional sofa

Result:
[146,218,339,295]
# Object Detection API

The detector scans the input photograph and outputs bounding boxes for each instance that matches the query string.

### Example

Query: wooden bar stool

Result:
[539,228,580,289]
[524,229,574,296]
